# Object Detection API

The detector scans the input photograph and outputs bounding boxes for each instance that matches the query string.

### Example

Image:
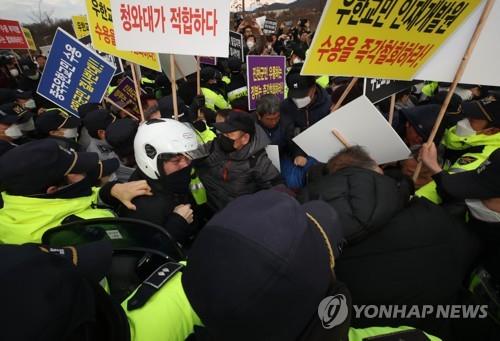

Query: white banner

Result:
[110,0,230,57]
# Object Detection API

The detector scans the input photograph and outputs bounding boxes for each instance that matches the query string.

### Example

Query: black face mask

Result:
[161,165,192,194]
[217,134,236,154]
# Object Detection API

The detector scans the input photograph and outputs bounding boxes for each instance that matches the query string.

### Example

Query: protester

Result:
[196,111,282,210]
[300,146,479,339]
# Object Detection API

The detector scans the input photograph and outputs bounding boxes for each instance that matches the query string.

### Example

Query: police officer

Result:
[200,67,231,112]
[35,108,82,151]
[0,139,151,244]
[417,95,500,204]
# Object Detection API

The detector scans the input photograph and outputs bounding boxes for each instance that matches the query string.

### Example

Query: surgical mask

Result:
[455,118,476,137]
[4,125,23,139]
[17,118,35,132]
[62,128,79,139]
[292,57,302,65]
[292,96,312,109]
[24,99,36,110]
[9,69,19,77]
[454,88,474,101]
[247,41,255,49]
[465,199,500,223]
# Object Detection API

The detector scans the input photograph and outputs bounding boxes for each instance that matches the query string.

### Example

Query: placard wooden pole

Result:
[170,55,179,120]
[332,77,359,112]
[332,129,351,148]
[104,97,139,121]
[130,63,145,122]
[388,94,396,126]
[413,0,495,182]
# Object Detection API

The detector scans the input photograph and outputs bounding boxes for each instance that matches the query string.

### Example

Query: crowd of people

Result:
[0,15,499,341]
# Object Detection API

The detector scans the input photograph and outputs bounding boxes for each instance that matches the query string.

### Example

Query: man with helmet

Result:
[118,118,204,247]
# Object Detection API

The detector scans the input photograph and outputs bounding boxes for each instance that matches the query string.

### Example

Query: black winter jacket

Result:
[197,124,282,211]
[300,167,480,339]
[117,170,199,246]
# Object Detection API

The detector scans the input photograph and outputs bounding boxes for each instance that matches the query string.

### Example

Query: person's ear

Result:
[241,133,250,145]
[46,186,59,194]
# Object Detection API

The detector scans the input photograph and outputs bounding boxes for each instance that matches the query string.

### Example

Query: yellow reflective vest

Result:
[0,188,115,244]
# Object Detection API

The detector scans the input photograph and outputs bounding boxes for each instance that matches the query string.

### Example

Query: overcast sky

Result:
[1,0,293,24]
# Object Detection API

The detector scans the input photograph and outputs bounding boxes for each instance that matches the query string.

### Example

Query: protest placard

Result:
[246,55,286,111]
[72,15,90,39]
[109,0,230,57]
[301,0,481,80]
[159,54,198,81]
[0,19,29,49]
[364,78,415,104]
[199,57,217,66]
[86,0,161,71]
[293,96,411,164]
[37,28,116,117]
[108,77,143,119]
[79,35,123,75]
[22,28,37,51]
[229,31,244,63]
[415,0,500,87]
[263,19,278,35]
[265,145,281,173]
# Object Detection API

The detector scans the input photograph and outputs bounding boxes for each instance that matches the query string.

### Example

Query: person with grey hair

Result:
[256,94,313,190]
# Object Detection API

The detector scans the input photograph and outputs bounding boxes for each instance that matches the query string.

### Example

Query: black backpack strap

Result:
[127,262,184,311]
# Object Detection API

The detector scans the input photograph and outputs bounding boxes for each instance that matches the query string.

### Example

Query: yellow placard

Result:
[22,28,36,51]
[72,15,90,39]
[85,0,161,71]
[302,0,480,80]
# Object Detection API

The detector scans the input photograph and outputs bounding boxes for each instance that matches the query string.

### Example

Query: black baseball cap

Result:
[288,45,307,61]
[213,111,256,136]
[0,102,34,123]
[0,139,119,195]
[286,68,316,99]
[36,108,81,135]
[105,118,138,158]
[77,102,100,119]
[82,109,116,138]
[462,95,500,127]
[157,95,190,121]
[439,148,500,199]
[15,89,33,100]
[0,241,130,341]
[0,105,19,125]
[182,190,348,341]
[400,104,441,141]
[200,67,220,83]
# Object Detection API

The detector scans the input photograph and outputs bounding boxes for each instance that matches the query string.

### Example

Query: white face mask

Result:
[292,57,303,65]
[292,96,312,109]
[9,69,19,77]
[247,41,255,49]
[454,88,474,101]
[27,72,40,80]
[17,118,35,132]
[4,124,23,139]
[455,118,476,137]
[62,128,79,139]
[465,199,500,223]
[24,99,36,110]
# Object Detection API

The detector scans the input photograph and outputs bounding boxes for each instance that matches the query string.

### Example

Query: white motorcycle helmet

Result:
[134,119,199,179]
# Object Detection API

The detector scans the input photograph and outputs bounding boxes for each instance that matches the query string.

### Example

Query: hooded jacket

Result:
[300,167,479,338]
[197,125,282,211]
